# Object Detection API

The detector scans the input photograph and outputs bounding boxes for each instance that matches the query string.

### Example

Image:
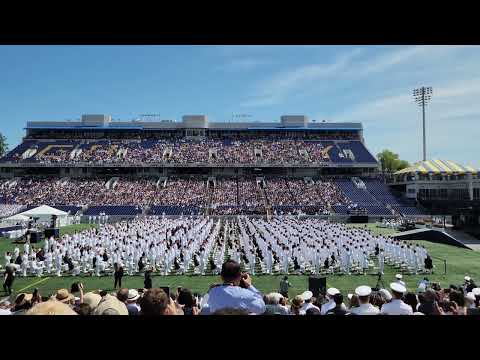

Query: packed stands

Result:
[0,176,422,216]
[1,139,378,166]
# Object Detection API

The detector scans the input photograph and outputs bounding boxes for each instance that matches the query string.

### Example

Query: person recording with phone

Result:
[205,260,265,315]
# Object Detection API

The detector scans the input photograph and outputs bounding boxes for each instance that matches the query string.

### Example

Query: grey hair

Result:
[265,292,282,305]
[102,308,120,315]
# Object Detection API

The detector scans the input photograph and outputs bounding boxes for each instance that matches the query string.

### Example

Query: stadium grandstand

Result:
[0,114,422,219]
[2,114,480,317]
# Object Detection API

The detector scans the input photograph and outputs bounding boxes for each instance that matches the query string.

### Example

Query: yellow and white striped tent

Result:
[394,159,477,175]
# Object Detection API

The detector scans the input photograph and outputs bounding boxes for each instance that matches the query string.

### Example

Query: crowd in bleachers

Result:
[0,176,423,217]
[0,204,25,219]
[1,139,377,165]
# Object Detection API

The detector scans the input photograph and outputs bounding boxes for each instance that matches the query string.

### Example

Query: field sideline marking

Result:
[17,277,50,293]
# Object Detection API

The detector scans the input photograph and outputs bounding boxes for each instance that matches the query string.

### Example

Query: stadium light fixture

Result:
[413,86,433,161]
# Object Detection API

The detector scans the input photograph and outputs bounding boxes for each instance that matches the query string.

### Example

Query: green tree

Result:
[377,149,410,173]
[0,133,7,158]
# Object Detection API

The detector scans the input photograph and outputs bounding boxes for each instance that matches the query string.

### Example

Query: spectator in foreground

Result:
[177,288,198,315]
[347,293,359,310]
[125,289,141,315]
[349,286,380,315]
[31,288,42,306]
[378,288,392,304]
[81,292,102,314]
[12,293,32,314]
[93,292,128,315]
[117,288,129,307]
[305,307,321,315]
[321,288,340,315]
[326,293,348,315]
[417,289,437,315]
[290,295,305,315]
[403,292,419,313]
[380,283,413,315]
[75,303,92,315]
[212,308,250,315]
[464,276,476,293]
[300,291,320,313]
[139,288,180,316]
[52,288,75,306]
[264,293,289,315]
[27,300,77,315]
[206,260,265,315]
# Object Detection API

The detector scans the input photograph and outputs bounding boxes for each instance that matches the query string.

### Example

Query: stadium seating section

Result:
[1,139,378,165]
[0,177,422,217]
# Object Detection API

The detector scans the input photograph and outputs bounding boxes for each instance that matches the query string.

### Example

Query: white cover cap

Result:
[390,282,407,294]
[355,285,372,297]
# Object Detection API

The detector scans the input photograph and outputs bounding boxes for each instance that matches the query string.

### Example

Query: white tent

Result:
[5,213,30,222]
[19,205,69,227]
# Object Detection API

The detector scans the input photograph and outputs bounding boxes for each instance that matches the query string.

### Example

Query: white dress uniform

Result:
[350,303,380,315]
[321,300,336,315]
[380,299,413,315]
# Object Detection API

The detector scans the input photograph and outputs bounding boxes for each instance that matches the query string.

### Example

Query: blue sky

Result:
[0,45,479,167]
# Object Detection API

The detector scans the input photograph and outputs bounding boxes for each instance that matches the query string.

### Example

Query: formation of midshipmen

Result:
[3,217,429,277]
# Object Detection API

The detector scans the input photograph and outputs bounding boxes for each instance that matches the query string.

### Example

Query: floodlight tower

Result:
[413,86,433,161]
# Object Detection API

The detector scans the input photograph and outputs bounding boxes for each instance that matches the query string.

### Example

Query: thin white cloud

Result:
[233,45,480,166]
[241,48,364,107]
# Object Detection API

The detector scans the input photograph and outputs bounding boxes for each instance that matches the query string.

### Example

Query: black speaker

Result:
[308,277,327,298]
[28,230,42,243]
[51,215,58,228]
[44,228,60,239]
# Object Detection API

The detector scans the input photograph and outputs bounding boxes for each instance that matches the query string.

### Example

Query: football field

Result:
[1,223,480,299]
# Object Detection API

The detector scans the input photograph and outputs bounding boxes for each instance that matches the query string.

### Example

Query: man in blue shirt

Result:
[206,260,266,315]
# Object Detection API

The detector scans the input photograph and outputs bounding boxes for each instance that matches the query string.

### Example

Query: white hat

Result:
[464,276,471,282]
[472,288,480,296]
[327,288,340,297]
[355,285,372,297]
[301,291,313,301]
[390,282,407,294]
[395,274,403,280]
[82,292,102,309]
[347,293,353,300]
[127,289,140,302]
[465,292,476,302]
[379,288,392,301]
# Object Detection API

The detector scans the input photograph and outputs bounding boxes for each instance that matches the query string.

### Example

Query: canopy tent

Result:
[20,205,68,217]
[394,159,478,176]
[18,205,69,227]
[5,213,30,222]
[0,212,30,228]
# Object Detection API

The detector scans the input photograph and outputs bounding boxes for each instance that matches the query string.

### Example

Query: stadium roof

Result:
[25,116,363,132]
[394,159,478,175]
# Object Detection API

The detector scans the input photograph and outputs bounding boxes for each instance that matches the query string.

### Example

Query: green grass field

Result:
[1,223,479,299]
